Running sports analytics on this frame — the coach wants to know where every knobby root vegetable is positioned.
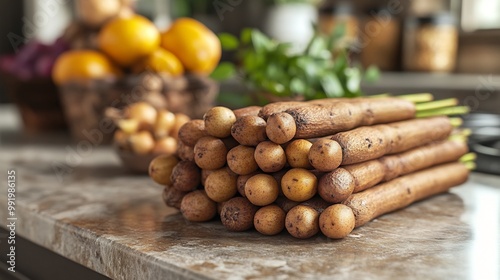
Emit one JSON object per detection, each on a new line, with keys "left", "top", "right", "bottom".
{"left": 345, "top": 140, "right": 468, "bottom": 193}
{"left": 193, "top": 136, "right": 228, "bottom": 170}
{"left": 266, "top": 112, "right": 297, "bottom": 144}
{"left": 308, "top": 138, "right": 342, "bottom": 172}
{"left": 149, "top": 155, "right": 179, "bottom": 185}
{"left": 178, "top": 119, "right": 208, "bottom": 146}
{"left": 220, "top": 197, "right": 258, "bottom": 231}
{"left": 234, "top": 106, "right": 262, "bottom": 119}
{"left": 254, "top": 205, "right": 286, "bottom": 235}
{"left": 203, "top": 106, "right": 237, "bottom": 138}
{"left": 245, "top": 174, "right": 279, "bottom": 206}
{"left": 264, "top": 97, "right": 415, "bottom": 140}
{"left": 331, "top": 116, "right": 453, "bottom": 165}
{"left": 180, "top": 190, "right": 217, "bottom": 222}
{"left": 162, "top": 185, "right": 188, "bottom": 209}
{"left": 171, "top": 160, "right": 201, "bottom": 192}
{"left": 227, "top": 145, "right": 258, "bottom": 175}
{"left": 343, "top": 162, "right": 469, "bottom": 227}
{"left": 231, "top": 115, "right": 268, "bottom": 146}
{"left": 318, "top": 140, "right": 467, "bottom": 203}
{"left": 281, "top": 168, "right": 318, "bottom": 202}
{"left": 285, "top": 205, "right": 320, "bottom": 239}
{"left": 254, "top": 141, "right": 287, "bottom": 173}
{"left": 319, "top": 204, "right": 355, "bottom": 239}
{"left": 285, "top": 139, "right": 313, "bottom": 169}
{"left": 204, "top": 167, "right": 238, "bottom": 203}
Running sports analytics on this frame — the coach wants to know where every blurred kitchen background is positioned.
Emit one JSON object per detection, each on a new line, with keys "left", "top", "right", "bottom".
{"left": 0, "top": 0, "right": 499, "bottom": 176}
{"left": 1, "top": 0, "right": 500, "bottom": 106}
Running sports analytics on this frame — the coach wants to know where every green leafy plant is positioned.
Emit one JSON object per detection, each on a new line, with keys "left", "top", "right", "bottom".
{"left": 213, "top": 26, "right": 379, "bottom": 100}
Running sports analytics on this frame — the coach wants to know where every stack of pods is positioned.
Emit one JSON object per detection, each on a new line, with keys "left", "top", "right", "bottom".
{"left": 149, "top": 96, "right": 472, "bottom": 239}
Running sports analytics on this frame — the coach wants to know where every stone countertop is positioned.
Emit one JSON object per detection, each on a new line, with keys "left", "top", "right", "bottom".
{"left": 1, "top": 106, "right": 500, "bottom": 280}
{"left": 0, "top": 144, "right": 499, "bottom": 280}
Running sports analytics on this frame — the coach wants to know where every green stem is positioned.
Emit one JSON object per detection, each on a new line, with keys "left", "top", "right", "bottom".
{"left": 455, "top": 128, "right": 471, "bottom": 137}
{"left": 397, "top": 93, "right": 434, "bottom": 103}
{"left": 448, "top": 135, "right": 467, "bottom": 142}
{"left": 416, "top": 106, "right": 470, "bottom": 118}
{"left": 449, "top": 117, "right": 463, "bottom": 127}
{"left": 463, "top": 161, "right": 476, "bottom": 171}
{"left": 460, "top": 153, "right": 477, "bottom": 163}
{"left": 415, "top": 98, "right": 458, "bottom": 111}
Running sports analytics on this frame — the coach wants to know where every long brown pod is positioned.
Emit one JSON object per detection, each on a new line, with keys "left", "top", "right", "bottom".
{"left": 344, "top": 140, "right": 468, "bottom": 193}
{"left": 259, "top": 97, "right": 401, "bottom": 120}
{"left": 331, "top": 116, "right": 453, "bottom": 165}
{"left": 318, "top": 140, "right": 468, "bottom": 203}
{"left": 233, "top": 106, "right": 262, "bottom": 118}
{"left": 265, "top": 98, "right": 416, "bottom": 140}
{"left": 343, "top": 162, "right": 469, "bottom": 228}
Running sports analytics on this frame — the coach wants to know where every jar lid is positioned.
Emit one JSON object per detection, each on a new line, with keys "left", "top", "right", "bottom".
{"left": 408, "top": 13, "right": 457, "bottom": 26}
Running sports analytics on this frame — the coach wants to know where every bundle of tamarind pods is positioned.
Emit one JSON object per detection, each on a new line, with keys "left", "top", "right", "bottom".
{"left": 149, "top": 94, "right": 474, "bottom": 239}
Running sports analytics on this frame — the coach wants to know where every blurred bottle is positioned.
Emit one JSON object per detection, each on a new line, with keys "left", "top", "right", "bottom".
{"left": 359, "top": 7, "right": 401, "bottom": 71}
{"left": 318, "top": 1, "right": 358, "bottom": 49}
{"left": 403, "top": 12, "right": 458, "bottom": 72}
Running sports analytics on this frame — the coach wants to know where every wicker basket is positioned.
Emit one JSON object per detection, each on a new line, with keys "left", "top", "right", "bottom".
{"left": 1, "top": 72, "right": 67, "bottom": 132}
{"left": 59, "top": 73, "right": 218, "bottom": 142}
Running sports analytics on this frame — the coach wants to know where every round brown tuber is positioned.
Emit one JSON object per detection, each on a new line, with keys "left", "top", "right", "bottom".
{"left": 245, "top": 174, "right": 280, "bottom": 206}
{"left": 204, "top": 167, "right": 238, "bottom": 203}
{"left": 281, "top": 168, "right": 317, "bottom": 202}
{"left": 266, "top": 112, "right": 297, "bottom": 144}
{"left": 285, "top": 139, "right": 313, "bottom": 169}
{"left": 162, "top": 185, "right": 187, "bottom": 209}
{"left": 171, "top": 160, "right": 201, "bottom": 192}
{"left": 254, "top": 141, "right": 287, "bottom": 173}
{"left": 194, "top": 136, "right": 228, "bottom": 170}
{"left": 178, "top": 119, "right": 208, "bottom": 147}
{"left": 318, "top": 168, "right": 355, "bottom": 203}
{"left": 285, "top": 205, "right": 320, "bottom": 239}
{"left": 254, "top": 205, "right": 286, "bottom": 235}
{"left": 204, "top": 106, "right": 237, "bottom": 138}
{"left": 227, "top": 145, "right": 258, "bottom": 175}
{"left": 220, "top": 197, "right": 258, "bottom": 231}
{"left": 149, "top": 154, "right": 179, "bottom": 185}
{"left": 180, "top": 190, "right": 217, "bottom": 222}
{"left": 308, "top": 138, "right": 343, "bottom": 172}
{"left": 231, "top": 115, "right": 267, "bottom": 146}
{"left": 319, "top": 204, "right": 355, "bottom": 239}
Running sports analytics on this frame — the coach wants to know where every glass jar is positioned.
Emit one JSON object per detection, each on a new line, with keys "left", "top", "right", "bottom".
{"left": 360, "top": 8, "right": 401, "bottom": 71}
{"left": 403, "top": 13, "right": 458, "bottom": 72}
{"left": 318, "top": 2, "right": 358, "bottom": 49}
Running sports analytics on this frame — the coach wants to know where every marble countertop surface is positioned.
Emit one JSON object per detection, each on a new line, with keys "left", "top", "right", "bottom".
{"left": 1, "top": 106, "right": 500, "bottom": 280}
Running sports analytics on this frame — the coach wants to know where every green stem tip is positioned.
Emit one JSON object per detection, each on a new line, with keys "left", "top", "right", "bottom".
{"left": 415, "top": 98, "right": 459, "bottom": 111}
{"left": 460, "top": 153, "right": 477, "bottom": 163}
{"left": 464, "top": 161, "right": 476, "bottom": 171}
{"left": 416, "top": 106, "right": 470, "bottom": 118}
{"left": 449, "top": 117, "right": 463, "bottom": 127}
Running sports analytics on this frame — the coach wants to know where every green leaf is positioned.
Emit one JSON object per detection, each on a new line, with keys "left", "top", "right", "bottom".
{"left": 363, "top": 65, "right": 380, "bottom": 82}
{"left": 306, "top": 36, "right": 327, "bottom": 57}
{"left": 332, "top": 51, "right": 348, "bottom": 73}
{"left": 240, "top": 28, "right": 253, "bottom": 45}
{"left": 320, "top": 73, "right": 344, "bottom": 98}
{"left": 345, "top": 68, "right": 361, "bottom": 93}
{"left": 251, "top": 30, "right": 273, "bottom": 53}
{"left": 290, "top": 78, "right": 306, "bottom": 94}
{"left": 210, "top": 62, "right": 236, "bottom": 81}
{"left": 327, "top": 22, "right": 347, "bottom": 49}
{"left": 218, "top": 33, "right": 239, "bottom": 51}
